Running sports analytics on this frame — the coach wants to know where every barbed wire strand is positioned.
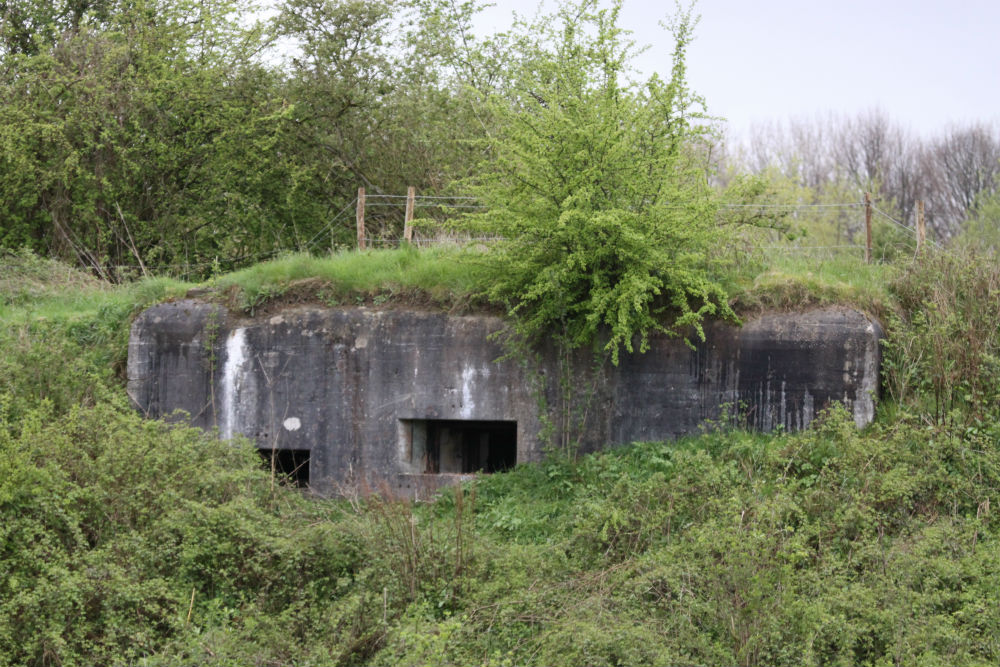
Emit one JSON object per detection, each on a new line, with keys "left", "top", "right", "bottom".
{"left": 871, "top": 206, "right": 916, "bottom": 236}
{"left": 367, "top": 195, "right": 865, "bottom": 209}
{"left": 364, "top": 203, "right": 486, "bottom": 209}
{"left": 91, "top": 196, "right": 961, "bottom": 280}
{"left": 304, "top": 199, "right": 358, "bottom": 251}
{"left": 719, "top": 202, "right": 863, "bottom": 209}
{"left": 365, "top": 194, "right": 479, "bottom": 200}
{"left": 872, "top": 206, "right": 943, "bottom": 249}
{"left": 762, "top": 245, "right": 865, "bottom": 250}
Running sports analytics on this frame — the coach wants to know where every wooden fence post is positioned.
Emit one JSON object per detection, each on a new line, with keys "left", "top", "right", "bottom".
{"left": 916, "top": 199, "right": 926, "bottom": 252}
{"left": 403, "top": 186, "right": 415, "bottom": 243}
{"left": 356, "top": 187, "right": 366, "bottom": 251}
{"left": 864, "top": 191, "right": 872, "bottom": 264}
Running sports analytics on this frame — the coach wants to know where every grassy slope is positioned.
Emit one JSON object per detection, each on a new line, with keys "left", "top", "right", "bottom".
{"left": 7, "top": 249, "right": 1000, "bottom": 666}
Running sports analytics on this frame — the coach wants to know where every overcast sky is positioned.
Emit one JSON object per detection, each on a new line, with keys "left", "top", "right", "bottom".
{"left": 474, "top": 0, "right": 1000, "bottom": 139}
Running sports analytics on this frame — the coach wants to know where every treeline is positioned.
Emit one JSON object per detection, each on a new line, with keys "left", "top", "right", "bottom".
{"left": 2, "top": 0, "right": 999, "bottom": 280}
{"left": 733, "top": 110, "right": 1000, "bottom": 242}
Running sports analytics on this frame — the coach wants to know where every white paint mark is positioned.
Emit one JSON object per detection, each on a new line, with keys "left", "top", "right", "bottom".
{"left": 354, "top": 335, "right": 368, "bottom": 349}
{"left": 221, "top": 328, "right": 248, "bottom": 440}
{"left": 283, "top": 417, "right": 301, "bottom": 431}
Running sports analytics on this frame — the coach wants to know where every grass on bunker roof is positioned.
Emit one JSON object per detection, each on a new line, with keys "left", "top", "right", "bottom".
{"left": 204, "top": 247, "right": 493, "bottom": 314}
{"left": 0, "top": 242, "right": 897, "bottom": 325}
{"left": 206, "top": 245, "right": 896, "bottom": 320}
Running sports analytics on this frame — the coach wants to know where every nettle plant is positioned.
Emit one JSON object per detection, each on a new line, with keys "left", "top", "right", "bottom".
{"left": 465, "top": 0, "right": 766, "bottom": 364}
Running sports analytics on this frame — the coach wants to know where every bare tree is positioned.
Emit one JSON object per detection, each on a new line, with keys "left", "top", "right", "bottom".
{"left": 744, "top": 115, "right": 836, "bottom": 194}
{"left": 734, "top": 111, "right": 1000, "bottom": 243}
{"left": 829, "top": 109, "right": 926, "bottom": 224}
{"left": 923, "top": 123, "right": 1000, "bottom": 237}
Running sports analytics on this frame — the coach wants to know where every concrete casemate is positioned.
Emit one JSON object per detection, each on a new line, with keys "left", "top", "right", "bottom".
{"left": 127, "top": 301, "right": 882, "bottom": 497}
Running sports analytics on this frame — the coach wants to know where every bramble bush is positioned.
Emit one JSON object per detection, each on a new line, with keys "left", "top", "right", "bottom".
{"left": 368, "top": 407, "right": 1000, "bottom": 666}
{"left": 0, "top": 400, "right": 370, "bottom": 665}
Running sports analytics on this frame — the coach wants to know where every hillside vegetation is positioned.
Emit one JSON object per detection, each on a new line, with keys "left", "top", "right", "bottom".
{"left": 4, "top": 245, "right": 1000, "bottom": 665}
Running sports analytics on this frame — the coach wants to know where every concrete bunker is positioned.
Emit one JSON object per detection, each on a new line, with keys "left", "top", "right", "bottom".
{"left": 127, "top": 302, "right": 883, "bottom": 497}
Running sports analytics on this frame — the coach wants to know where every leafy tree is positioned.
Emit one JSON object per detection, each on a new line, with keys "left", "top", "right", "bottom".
{"left": 0, "top": 0, "right": 117, "bottom": 55}
{"left": 271, "top": 0, "right": 496, "bottom": 244}
{"left": 0, "top": 0, "right": 313, "bottom": 278}
{"left": 466, "top": 0, "right": 763, "bottom": 363}
{"left": 961, "top": 178, "right": 1000, "bottom": 253}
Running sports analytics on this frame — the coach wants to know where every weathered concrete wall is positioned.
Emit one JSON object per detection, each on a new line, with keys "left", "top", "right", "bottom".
{"left": 127, "top": 302, "right": 882, "bottom": 496}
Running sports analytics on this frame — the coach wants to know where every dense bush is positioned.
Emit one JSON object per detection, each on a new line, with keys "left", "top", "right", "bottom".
{"left": 358, "top": 408, "right": 1000, "bottom": 666}
{"left": 885, "top": 247, "right": 1000, "bottom": 429}
{"left": 0, "top": 400, "right": 369, "bottom": 665}
{"left": 466, "top": 1, "right": 771, "bottom": 363}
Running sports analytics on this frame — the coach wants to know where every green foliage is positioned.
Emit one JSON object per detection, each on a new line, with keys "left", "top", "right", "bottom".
{"left": 0, "top": 0, "right": 518, "bottom": 279}
{"left": 0, "top": 0, "right": 320, "bottom": 278}
{"left": 729, "top": 250, "right": 895, "bottom": 317}
{"left": 465, "top": 1, "right": 765, "bottom": 362}
{"left": 959, "top": 178, "right": 1000, "bottom": 253}
{"left": 0, "top": 400, "right": 363, "bottom": 666}
{"left": 0, "top": 251, "right": 188, "bottom": 426}
{"left": 0, "top": 247, "right": 107, "bottom": 306}
{"left": 270, "top": 0, "right": 495, "bottom": 245}
{"left": 885, "top": 247, "right": 1000, "bottom": 428}
{"left": 458, "top": 409, "right": 1000, "bottom": 666}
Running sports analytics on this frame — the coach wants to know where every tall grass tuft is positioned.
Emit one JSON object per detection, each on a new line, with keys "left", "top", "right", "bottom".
{"left": 727, "top": 249, "right": 897, "bottom": 318}
{"left": 209, "top": 247, "right": 490, "bottom": 311}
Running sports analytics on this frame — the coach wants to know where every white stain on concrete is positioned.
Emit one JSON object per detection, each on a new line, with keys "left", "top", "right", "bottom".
{"left": 460, "top": 365, "right": 477, "bottom": 418}
{"left": 283, "top": 417, "right": 301, "bottom": 431}
{"left": 802, "top": 390, "right": 815, "bottom": 431}
{"left": 854, "top": 329, "right": 879, "bottom": 428}
{"left": 221, "top": 328, "right": 249, "bottom": 440}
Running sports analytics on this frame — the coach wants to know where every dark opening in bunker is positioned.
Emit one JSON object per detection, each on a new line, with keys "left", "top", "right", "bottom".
{"left": 401, "top": 420, "right": 516, "bottom": 474}
{"left": 258, "top": 448, "right": 310, "bottom": 487}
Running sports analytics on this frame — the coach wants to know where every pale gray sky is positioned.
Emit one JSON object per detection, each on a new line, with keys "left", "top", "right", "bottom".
{"left": 475, "top": 0, "right": 1000, "bottom": 138}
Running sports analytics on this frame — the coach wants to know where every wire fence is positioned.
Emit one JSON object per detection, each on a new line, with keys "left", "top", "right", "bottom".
{"left": 101, "top": 190, "right": 942, "bottom": 282}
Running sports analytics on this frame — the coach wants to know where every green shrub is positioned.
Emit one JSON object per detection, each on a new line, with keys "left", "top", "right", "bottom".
{"left": 886, "top": 248, "right": 1000, "bottom": 428}
{"left": 0, "top": 402, "right": 363, "bottom": 666}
